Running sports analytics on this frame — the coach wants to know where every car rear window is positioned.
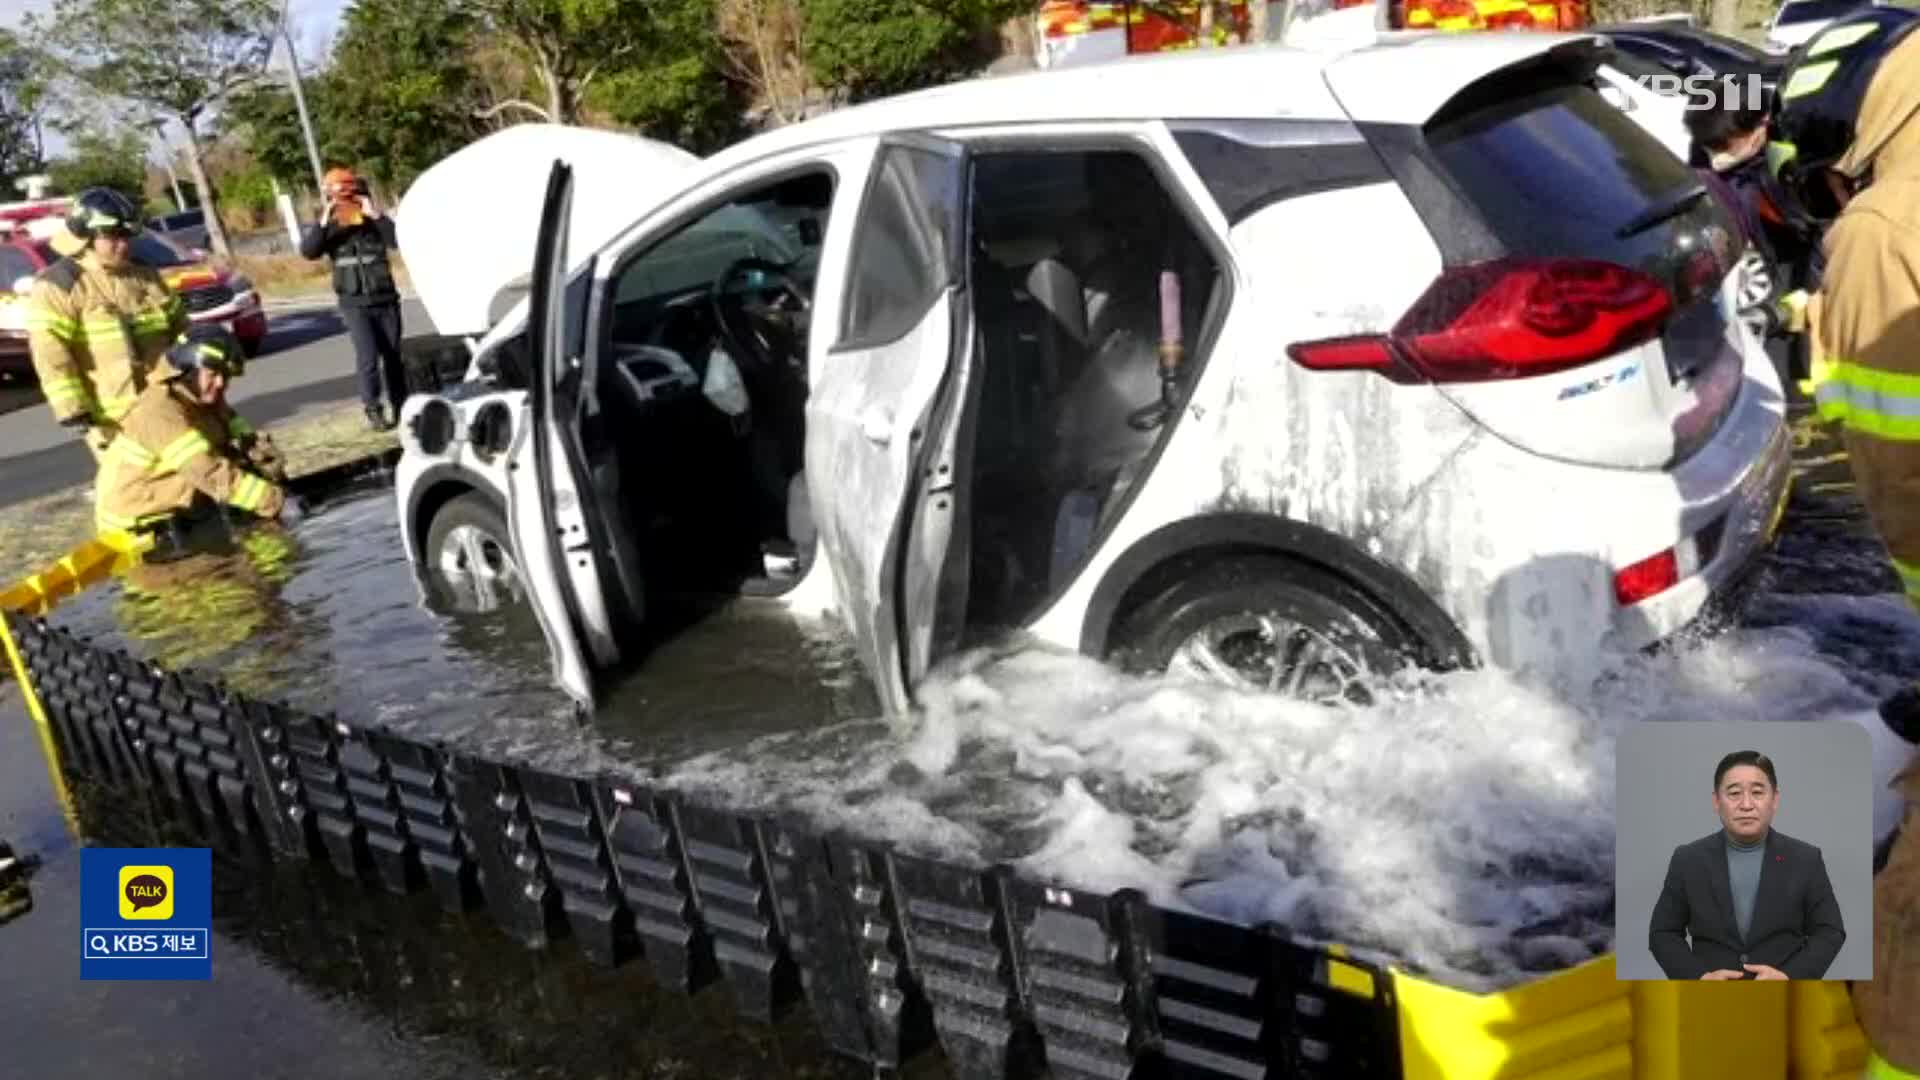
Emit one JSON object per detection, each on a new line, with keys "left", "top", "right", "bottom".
{"left": 1425, "top": 78, "right": 1737, "bottom": 294}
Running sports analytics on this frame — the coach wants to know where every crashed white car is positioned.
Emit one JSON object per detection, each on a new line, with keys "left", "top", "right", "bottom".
{"left": 393, "top": 32, "right": 1791, "bottom": 718}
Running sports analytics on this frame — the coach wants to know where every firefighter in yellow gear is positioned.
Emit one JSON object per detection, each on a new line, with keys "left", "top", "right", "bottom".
{"left": 27, "top": 187, "right": 190, "bottom": 459}
{"left": 1771, "top": 10, "right": 1920, "bottom": 1076}
{"left": 94, "top": 324, "right": 287, "bottom": 540}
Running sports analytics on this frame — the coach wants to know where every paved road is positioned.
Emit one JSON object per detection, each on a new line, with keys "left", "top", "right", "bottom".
{"left": 0, "top": 298, "right": 432, "bottom": 509}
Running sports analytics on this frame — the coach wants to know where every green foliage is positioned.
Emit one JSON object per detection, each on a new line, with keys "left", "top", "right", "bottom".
{"left": 46, "top": 127, "right": 146, "bottom": 199}
{"left": 223, "top": 82, "right": 342, "bottom": 188}
{"left": 800, "top": 0, "right": 1026, "bottom": 100}
{"left": 218, "top": 164, "right": 276, "bottom": 215}
{"left": 471, "top": 0, "right": 713, "bottom": 122}
{"left": 0, "top": 31, "right": 46, "bottom": 190}
{"left": 29, "top": 0, "right": 277, "bottom": 124}
{"left": 585, "top": 0, "right": 744, "bottom": 153}
{"left": 326, "top": 0, "right": 485, "bottom": 191}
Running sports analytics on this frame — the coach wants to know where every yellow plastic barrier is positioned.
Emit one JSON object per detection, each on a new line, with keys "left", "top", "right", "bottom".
{"left": 1, "top": 529, "right": 153, "bottom": 835}
{"left": 1390, "top": 952, "right": 1875, "bottom": 1079}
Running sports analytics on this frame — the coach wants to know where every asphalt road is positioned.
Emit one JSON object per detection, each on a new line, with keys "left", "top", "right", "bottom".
{"left": 0, "top": 297, "right": 431, "bottom": 509}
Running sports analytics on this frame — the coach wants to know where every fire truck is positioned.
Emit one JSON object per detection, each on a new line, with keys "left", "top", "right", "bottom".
{"left": 1033, "top": 0, "right": 1589, "bottom": 67}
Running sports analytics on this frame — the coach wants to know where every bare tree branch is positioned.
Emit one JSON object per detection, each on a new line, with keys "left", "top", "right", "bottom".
{"left": 474, "top": 97, "right": 552, "bottom": 122}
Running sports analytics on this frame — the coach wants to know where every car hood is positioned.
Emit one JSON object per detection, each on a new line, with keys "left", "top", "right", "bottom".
{"left": 398, "top": 123, "right": 701, "bottom": 338}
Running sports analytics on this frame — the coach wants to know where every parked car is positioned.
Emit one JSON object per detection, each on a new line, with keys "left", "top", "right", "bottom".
{"left": 394, "top": 33, "right": 1791, "bottom": 719}
{"left": 0, "top": 227, "right": 269, "bottom": 384}
{"left": 147, "top": 206, "right": 211, "bottom": 253}
{"left": 1767, "top": 0, "right": 1877, "bottom": 52}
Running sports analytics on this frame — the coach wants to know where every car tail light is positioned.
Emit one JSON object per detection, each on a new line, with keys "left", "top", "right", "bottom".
{"left": 1287, "top": 258, "right": 1672, "bottom": 385}
{"left": 1614, "top": 547, "right": 1679, "bottom": 606}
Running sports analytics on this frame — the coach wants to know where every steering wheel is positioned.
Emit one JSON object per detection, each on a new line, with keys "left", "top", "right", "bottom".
{"left": 709, "top": 256, "right": 811, "bottom": 374}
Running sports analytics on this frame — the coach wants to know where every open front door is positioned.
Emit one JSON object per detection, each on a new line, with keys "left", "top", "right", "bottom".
{"left": 504, "top": 161, "right": 632, "bottom": 714}
{"left": 807, "top": 135, "right": 973, "bottom": 716}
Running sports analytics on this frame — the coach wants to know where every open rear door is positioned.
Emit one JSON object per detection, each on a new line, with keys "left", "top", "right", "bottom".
{"left": 504, "top": 161, "right": 635, "bottom": 714}
{"left": 807, "top": 135, "right": 973, "bottom": 717}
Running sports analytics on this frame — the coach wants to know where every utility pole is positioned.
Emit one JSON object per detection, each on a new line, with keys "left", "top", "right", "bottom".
{"left": 279, "top": 0, "right": 327, "bottom": 198}
{"left": 147, "top": 123, "right": 188, "bottom": 211}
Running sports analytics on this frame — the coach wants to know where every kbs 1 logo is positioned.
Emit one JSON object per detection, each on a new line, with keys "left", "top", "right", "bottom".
{"left": 81, "top": 848, "right": 211, "bottom": 980}
{"left": 1631, "top": 72, "right": 1770, "bottom": 112}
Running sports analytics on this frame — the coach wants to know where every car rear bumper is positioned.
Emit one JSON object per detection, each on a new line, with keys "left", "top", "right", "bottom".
{"left": 188, "top": 292, "right": 267, "bottom": 342}
{"left": 1405, "top": 341, "right": 1790, "bottom": 680}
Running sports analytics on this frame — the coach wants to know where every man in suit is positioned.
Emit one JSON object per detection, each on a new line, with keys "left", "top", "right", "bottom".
{"left": 1648, "top": 751, "right": 1846, "bottom": 980}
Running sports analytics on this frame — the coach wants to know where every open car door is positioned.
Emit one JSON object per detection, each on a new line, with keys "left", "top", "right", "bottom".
{"left": 504, "top": 161, "right": 645, "bottom": 714}
{"left": 807, "top": 135, "right": 974, "bottom": 717}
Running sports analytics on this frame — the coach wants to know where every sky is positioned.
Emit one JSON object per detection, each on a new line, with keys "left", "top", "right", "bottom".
{"left": 0, "top": 0, "right": 351, "bottom": 169}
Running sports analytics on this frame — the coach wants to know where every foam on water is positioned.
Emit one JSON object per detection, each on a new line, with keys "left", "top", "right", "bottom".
{"left": 659, "top": 591, "right": 1920, "bottom": 993}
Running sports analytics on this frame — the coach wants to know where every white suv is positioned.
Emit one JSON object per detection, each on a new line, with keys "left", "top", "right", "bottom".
{"left": 393, "top": 32, "right": 1791, "bottom": 717}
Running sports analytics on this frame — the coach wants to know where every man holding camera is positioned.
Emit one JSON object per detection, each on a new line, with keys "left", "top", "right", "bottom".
{"left": 300, "top": 166, "right": 405, "bottom": 431}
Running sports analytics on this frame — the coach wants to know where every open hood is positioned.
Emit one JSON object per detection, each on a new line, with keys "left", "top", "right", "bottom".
{"left": 397, "top": 123, "right": 700, "bottom": 337}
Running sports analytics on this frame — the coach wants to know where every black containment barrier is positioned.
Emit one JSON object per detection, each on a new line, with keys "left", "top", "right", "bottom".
{"left": 4, "top": 607, "right": 1407, "bottom": 1080}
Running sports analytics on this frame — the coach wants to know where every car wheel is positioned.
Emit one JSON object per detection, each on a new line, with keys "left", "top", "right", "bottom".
{"left": 1107, "top": 556, "right": 1418, "bottom": 706}
{"left": 423, "top": 493, "right": 525, "bottom": 614}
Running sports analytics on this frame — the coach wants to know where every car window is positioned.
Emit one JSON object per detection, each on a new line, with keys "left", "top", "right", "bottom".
{"left": 1606, "top": 48, "right": 1686, "bottom": 85}
{"left": 131, "top": 234, "right": 191, "bottom": 268}
{"left": 1778, "top": 0, "right": 1867, "bottom": 23}
{"left": 0, "top": 245, "right": 37, "bottom": 286}
{"left": 1427, "top": 79, "right": 1738, "bottom": 298}
{"left": 838, "top": 145, "right": 963, "bottom": 348}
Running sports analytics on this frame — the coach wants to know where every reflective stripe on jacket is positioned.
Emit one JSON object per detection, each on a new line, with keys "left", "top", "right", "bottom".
{"left": 27, "top": 254, "right": 188, "bottom": 425}
{"left": 94, "top": 382, "right": 286, "bottom": 532}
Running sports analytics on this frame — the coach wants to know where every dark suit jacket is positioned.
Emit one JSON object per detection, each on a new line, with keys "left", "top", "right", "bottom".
{"left": 1648, "top": 828, "right": 1845, "bottom": 979}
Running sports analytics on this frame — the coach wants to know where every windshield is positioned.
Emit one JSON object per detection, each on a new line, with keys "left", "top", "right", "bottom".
{"left": 1605, "top": 49, "right": 1687, "bottom": 86}
{"left": 131, "top": 233, "right": 191, "bottom": 268}
{"left": 613, "top": 203, "right": 806, "bottom": 306}
{"left": 1778, "top": 0, "right": 1869, "bottom": 24}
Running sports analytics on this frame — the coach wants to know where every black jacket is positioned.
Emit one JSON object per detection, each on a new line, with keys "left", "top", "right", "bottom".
{"left": 1648, "top": 828, "right": 1845, "bottom": 980}
{"left": 299, "top": 215, "right": 400, "bottom": 308}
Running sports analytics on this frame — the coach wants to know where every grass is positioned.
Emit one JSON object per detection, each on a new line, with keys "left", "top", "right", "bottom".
{"left": 0, "top": 401, "right": 398, "bottom": 594}
{"left": 225, "top": 252, "right": 413, "bottom": 302}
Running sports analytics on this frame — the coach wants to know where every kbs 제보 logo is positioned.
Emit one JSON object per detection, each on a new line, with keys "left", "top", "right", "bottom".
{"left": 81, "top": 848, "right": 211, "bottom": 980}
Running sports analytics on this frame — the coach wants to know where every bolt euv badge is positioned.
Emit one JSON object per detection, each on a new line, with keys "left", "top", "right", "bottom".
{"left": 81, "top": 848, "right": 211, "bottom": 980}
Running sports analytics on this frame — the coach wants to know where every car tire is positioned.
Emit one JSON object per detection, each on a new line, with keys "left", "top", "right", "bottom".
{"left": 1107, "top": 556, "right": 1419, "bottom": 705}
{"left": 422, "top": 493, "right": 526, "bottom": 614}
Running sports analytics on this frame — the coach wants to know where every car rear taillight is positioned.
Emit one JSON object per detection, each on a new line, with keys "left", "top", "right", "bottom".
{"left": 1288, "top": 258, "right": 1672, "bottom": 385}
{"left": 1614, "top": 547, "right": 1680, "bottom": 607}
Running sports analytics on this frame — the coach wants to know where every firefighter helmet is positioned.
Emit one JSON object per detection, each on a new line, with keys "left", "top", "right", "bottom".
{"left": 63, "top": 187, "right": 144, "bottom": 241}
{"left": 1770, "top": 6, "right": 1920, "bottom": 224}
{"left": 165, "top": 324, "right": 246, "bottom": 380}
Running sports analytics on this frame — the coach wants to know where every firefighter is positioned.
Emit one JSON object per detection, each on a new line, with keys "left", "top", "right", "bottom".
{"left": 94, "top": 323, "right": 287, "bottom": 543}
{"left": 1771, "top": 9, "right": 1920, "bottom": 1075}
{"left": 299, "top": 165, "right": 405, "bottom": 432}
{"left": 26, "top": 187, "right": 190, "bottom": 459}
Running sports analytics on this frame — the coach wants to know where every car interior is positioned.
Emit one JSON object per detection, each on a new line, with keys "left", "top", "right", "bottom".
{"left": 587, "top": 170, "right": 834, "bottom": 613}
{"left": 555, "top": 148, "right": 1222, "bottom": 657}
{"left": 959, "top": 148, "right": 1223, "bottom": 641}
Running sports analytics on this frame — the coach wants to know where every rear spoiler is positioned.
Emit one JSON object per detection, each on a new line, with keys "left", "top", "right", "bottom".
{"left": 1323, "top": 32, "right": 1612, "bottom": 126}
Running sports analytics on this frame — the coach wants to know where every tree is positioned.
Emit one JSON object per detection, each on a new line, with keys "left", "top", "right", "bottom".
{"left": 0, "top": 32, "right": 48, "bottom": 192}
{"left": 715, "top": 0, "right": 814, "bottom": 126}
{"left": 324, "top": 0, "right": 486, "bottom": 192}
{"left": 45, "top": 127, "right": 147, "bottom": 203}
{"left": 800, "top": 0, "right": 1028, "bottom": 101}
{"left": 468, "top": 0, "right": 697, "bottom": 125}
{"left": 29, "top": 0, "right": 279, "bottom": 257}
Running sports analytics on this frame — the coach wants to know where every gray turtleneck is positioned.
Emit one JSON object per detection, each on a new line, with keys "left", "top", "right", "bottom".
{"left": 1726, "top": 831, "right": 1766, "bottom": 941}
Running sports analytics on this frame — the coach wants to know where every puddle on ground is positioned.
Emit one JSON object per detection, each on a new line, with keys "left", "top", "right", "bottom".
{"left": 14, "top": 406, "right": 1920, "bottom": 997}
{"left": 0, "top": 692, "right": 937, "bottom": 1079}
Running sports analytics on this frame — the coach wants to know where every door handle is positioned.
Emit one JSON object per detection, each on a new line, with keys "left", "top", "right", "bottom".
{"left": 860, "top": 406, "right": 892, "bottom": 446}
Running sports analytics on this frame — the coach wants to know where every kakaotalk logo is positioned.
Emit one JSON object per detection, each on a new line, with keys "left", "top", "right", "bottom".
{"left": 118, "top": 865, "right": 174, "bottom": 920}
{"left": 1633, "top": 72, "right": 1771, "bottom": 111}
